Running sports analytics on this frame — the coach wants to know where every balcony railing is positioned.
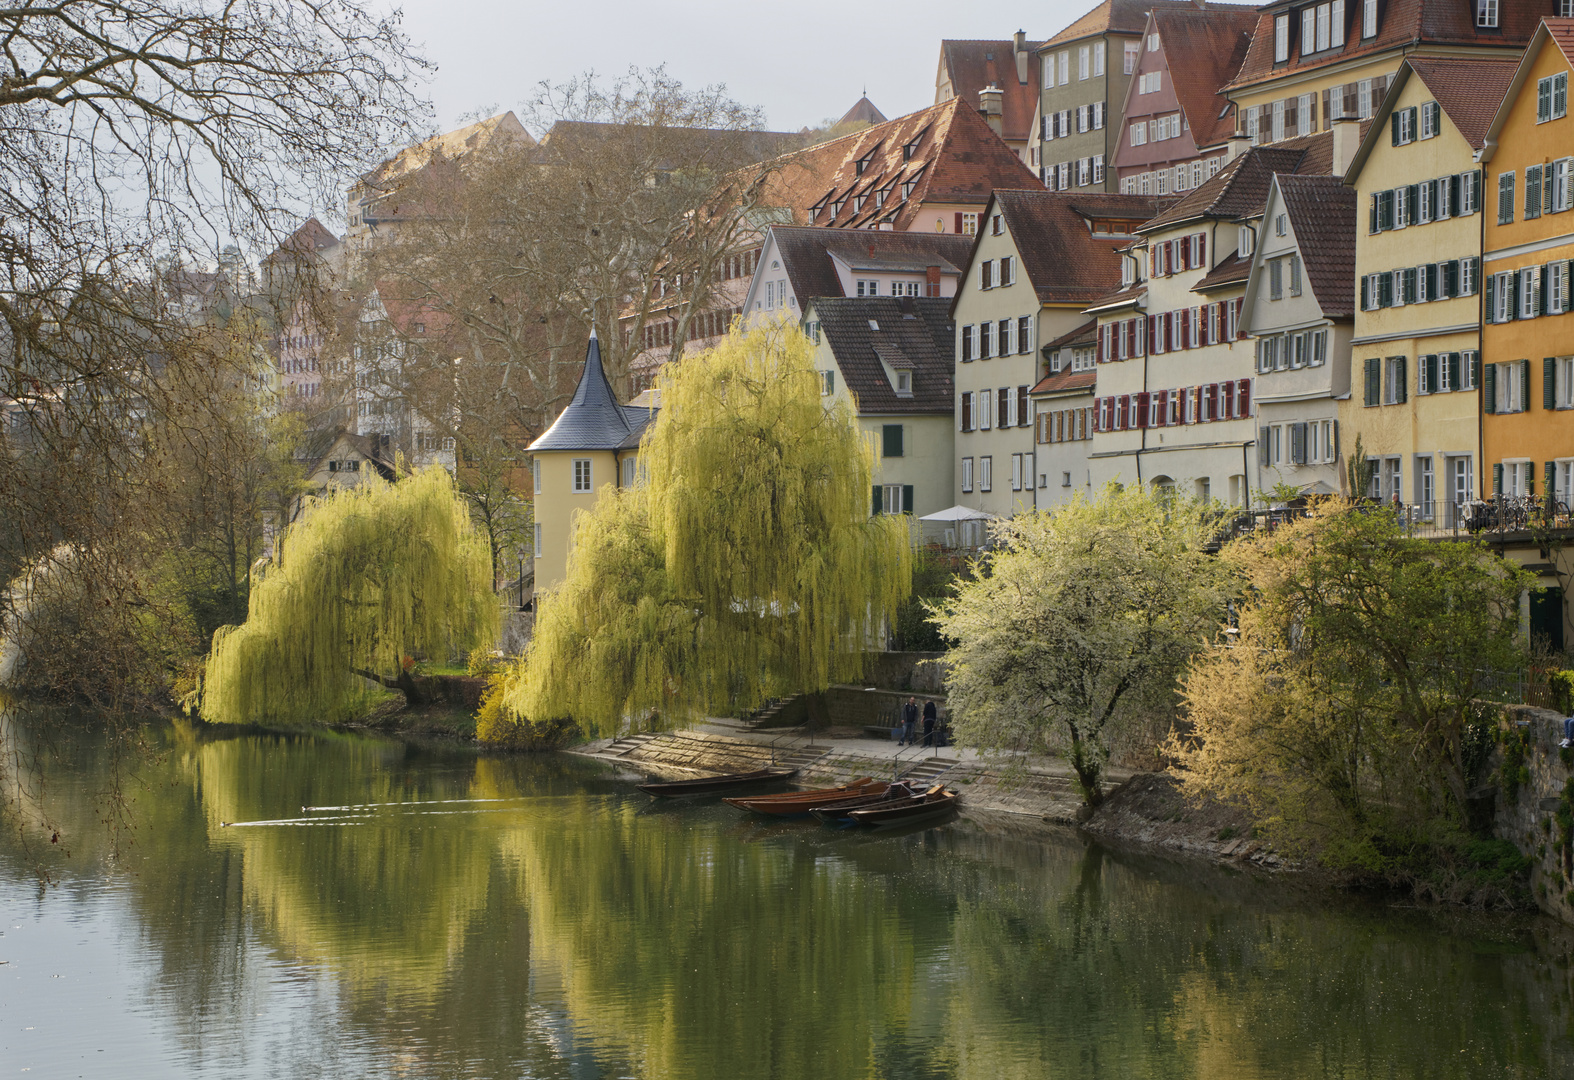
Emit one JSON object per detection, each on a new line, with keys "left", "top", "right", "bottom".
{"left": 1212, "top": 496, "right": 1574, "bottom": 547}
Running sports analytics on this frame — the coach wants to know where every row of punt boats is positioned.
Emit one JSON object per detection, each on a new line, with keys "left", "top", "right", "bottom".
{"left": 635, "top": 771, "right": 959, "bottom": 826}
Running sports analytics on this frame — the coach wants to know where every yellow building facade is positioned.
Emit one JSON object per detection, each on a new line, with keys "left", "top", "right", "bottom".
{"left": 1342, "top": 58, "right": 1515, "bottom": 516}
{"left": 1480, "top": 20, "right": 1574, "bottom": 504}
{"left": 527, "top": 333, "right": 655, "bottom": 594}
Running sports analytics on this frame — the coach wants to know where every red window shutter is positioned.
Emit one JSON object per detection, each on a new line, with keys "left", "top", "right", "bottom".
{"left": 1238, "top": 378, "right": 1252, "bottom": 417}
{"left": 1180, "top": 308, "right": 1190, "bottom": 349}
{"left": 1197, "top": 232, "right": 1207, "bottom": 266}
{"left": 1155, "top": 389, "right": 1169, "bottom": 426}
{"left": 1150, "top": 248, "right": 1158, "bottom": 277}
{"left": 1115, "top": 395, "right": 1128, "bottom": 430}
{"left": 1135, "top": 392, "right": 1148, "bottom": 427}
{"left": 955, "top": 212, "right": 963, "bottom": 233}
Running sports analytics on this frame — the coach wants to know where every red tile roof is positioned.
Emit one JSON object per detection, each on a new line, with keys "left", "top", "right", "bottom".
{"left": 1141, "top": 128, "right": 1339, "bottom": 232}
{"left": 1030, "top": 367, "right": 1097, "bottom": 395}
{"left": 1192, "top": 250, "right": 1252, "bottom": 292}
{"left": 1226, "top": 0, "right": 1541, "bottom": 94}
{"left": 1041, "top": 318, "right": 1099, "bottom": 352}
{"left": 1407, "top": 57, "right": 1518, "bottom": 149}
{"left": 1274, "top": 175, "right": 1357, "bottom": 317}
{"left": 760, "top": 98, "right": 1043, "bottom": 230}
{"left": 812, "top": 297, "right": 955, "bottom": 415}
{"left": 939, "top": 39, "right": 1042, "bottom": 146}
{"left": 1149, "top": 5, "right": 1260, "bottom": 149}
{"left": 838, "top": 96, "right": 888, "bottom": 126}
{"left": 994, "top": 190, "right": 1178, "bottom": 305}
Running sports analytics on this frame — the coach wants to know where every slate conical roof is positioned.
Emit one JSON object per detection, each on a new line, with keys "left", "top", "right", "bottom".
{"left": 528, "top": 330, "right": 634, "bottom": 452}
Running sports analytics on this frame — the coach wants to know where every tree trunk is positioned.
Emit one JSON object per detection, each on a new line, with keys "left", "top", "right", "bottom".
{"left": 1067, "top": 723, "right": 1104, "bottom": 807}
{"left": 351, "top": 666, "right": 425, "bottom": 707}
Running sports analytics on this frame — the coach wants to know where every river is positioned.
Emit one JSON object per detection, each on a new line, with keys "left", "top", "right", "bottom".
{"left": 1, "top": 715, "right": 1570, "bottom": 1078}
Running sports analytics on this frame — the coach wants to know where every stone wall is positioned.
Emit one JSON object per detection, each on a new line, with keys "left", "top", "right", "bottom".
{"left": 861, "top": 651, "right": 948, "bottom": 694}
{"left": 1493, "top": 704, "right": 1574, "bottom": 924}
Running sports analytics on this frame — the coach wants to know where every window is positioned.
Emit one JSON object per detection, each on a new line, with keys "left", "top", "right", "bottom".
{"left": 960, "top": 212, "right": 978, "bottom": 235}
{"left": 878, "top": 484, "right": 909, "bottom": 515}
{"left": 1556, "top": 356, "right": 1574, "bottom": 409}
{"left": 572, "top": 458, "right": 592, "bottom": 492}
{"left": 1270, "top": 259, "right": 1283, "bottom": 300}
{"left": 1043, "top": 57, "right": 1055, "bottom": 89}
{"left": 1538, "top": 73, "right": 1569, "bottom": 123}
{"left": 1364, "top": 0, "right": 1379, "bottom": 36}
{"left": 1130, "top": 122, "right": 1147, "bottom": 147}
{"left": 962, "top": 457, "right": 973, "bottom": 492}
{"left": 979, "top": 320, "right": 994, "bottom": 359}
{"left": 1420, "top": 100, "right": 1439, "bottom": 139}
{"left": 999, "top": 319, "right": 1015, "bottom": 356}
{"left": 1275, "top": 14, "right": 1290, "bottom": 62}
{"left": 979, "top": 456, "right": 993, "bottom": 492}
{"left": 855, "top": 279, "right": 879, "bottom": 297}
{"left": 1519, "top": 265, "right": 1542, "bottom": 320}
{"left": 979, "top": 260, "right": 994, "bottom": 290}
{"left": 1079, "top": 46, "right": 1089, "bottom": 80}
{"left": 1302, "top": 7, "right": 1315, "bottom": 55}
{"left": 1498, "top": 171, "right": 1515, "bottom": 224}
{"left": 1139, "top": 71, "right": 1161, "bottom": 94}
{"left": 532, "top": 457, "right": 542, "bottom": 495}
{"left": 895, "top": 370, "right": 912, "bottom": 395}
{"left": 1383, "top": 356, "right": 1407, "bottom": 405}
{"left": 1290, "top": 254, "right": 1303, "bottom": 296}
{"left": 1488, "top": 359, "right": 1527, "bottom": 414}
{"left": 881, "top": 424, "right": 905, "bottom": 459}
{"left": 821, "top": 369, "right": 836, "bottom": 396}
{"left": 1093, "top": 155, "right": 1105, "bottom": 184}
{"left": 1018, "top": 315, "right": 1033, "bottom": 354}
{"left": 1238, "top": 224, "right": 1254, "bottom": 256}
{"left": 1095, "top": 41, "right": 1106, "bottom": 76}
{"left": 1476, "top": 0, "right": 1498, "bottom": 29}
{"left": 1392, "top": 106, "right": 1416, "bottom": 145}
{"left": 533, "top": 523, "right": 542, "bottom": 559}
{"left": 960, "top": 325, "right": 974, "bottom": 362}
{"left": 1527, "top": 164, "right": 1544, "bottom": 220}
{"left": 1148, "top": 32, "right": 1159, "bottom": 51}
{"left": 1058, "top": 51, "right": 1069, "bottom": 84}
{"left": 1124, "top": 42, "right": 1140, "bottom": 74}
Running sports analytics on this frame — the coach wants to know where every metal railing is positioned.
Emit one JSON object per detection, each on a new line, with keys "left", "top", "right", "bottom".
{"left": 1212, "top": 496, "right": 1574, "bottom": 547}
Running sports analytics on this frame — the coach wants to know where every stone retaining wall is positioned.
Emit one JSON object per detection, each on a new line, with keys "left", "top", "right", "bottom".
{"left": 1494, "top": 704, "right": 1574, "bottom": 923}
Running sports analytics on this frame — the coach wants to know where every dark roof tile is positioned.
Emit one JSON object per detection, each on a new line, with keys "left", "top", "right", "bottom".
{"left": 994, "top": 190, "right": 1177, "bottom": 304}
{"left": 1149, "top": 6, "right": 1260, "bottom": 148}
{"left": 1275, "top": 175, "right": 1357, "bottom": 317}
{"left": 1407, "top": 57, "right": 1518, "bottom": 149}
{"left": 813, "top": 297, "right": 955, "bottom": 415}
{"left": 769, "top": 226, "right": 975, "bottom": 305}
{"left": 529, "top": 334, "right": 633, "bottom": 452}
{"left": 939, "top": 39, "right": 1042, "bottom": 145}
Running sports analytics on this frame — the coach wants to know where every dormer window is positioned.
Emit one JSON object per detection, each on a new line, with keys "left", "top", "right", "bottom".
{"left": 868, "top": 319, "right": 880, "bottom": 331}
{"left": 855, "top": 151, "right": 875, "bottom": 175}
{"left": 414, "top": 322, "right": 426, "bottom": 334}
{"left": 895, "top": 370, "right": 912, "bottom": 395}
{"left": 1239, "top": 224, "right": 1255, "bottom": 256}
{"left": 1365, "top": 0, "right": 1380, "bottom": 36}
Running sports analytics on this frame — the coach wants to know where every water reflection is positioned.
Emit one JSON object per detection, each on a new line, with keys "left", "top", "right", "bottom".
{"left": 2, "top": 711, "right": 1571, "bottom": 1078}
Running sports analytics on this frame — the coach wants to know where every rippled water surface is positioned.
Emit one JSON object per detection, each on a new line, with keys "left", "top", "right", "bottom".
{"left": 2, "top": 716, "right": 1572, "bottom": 1078}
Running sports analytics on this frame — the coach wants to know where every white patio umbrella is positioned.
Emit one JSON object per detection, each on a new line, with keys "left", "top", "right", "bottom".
{"left": 917, "top": 505, "right": 999, "bottom": 522}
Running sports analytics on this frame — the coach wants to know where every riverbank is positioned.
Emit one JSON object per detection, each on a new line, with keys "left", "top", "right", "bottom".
{"left": 567, "top": 722, "right": 1284, "bottom": 871}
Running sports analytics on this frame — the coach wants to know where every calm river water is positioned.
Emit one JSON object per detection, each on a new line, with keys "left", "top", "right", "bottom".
{"left": 2, "top": 715, "right": 1572, "bottom": 1078}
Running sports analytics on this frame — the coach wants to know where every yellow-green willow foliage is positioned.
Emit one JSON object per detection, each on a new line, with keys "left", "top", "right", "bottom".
{"left": 498, "top": 321, "right": 911, "bottom": 737}
{"left": 201, "top": 467, "right": 497, "bottom": 726}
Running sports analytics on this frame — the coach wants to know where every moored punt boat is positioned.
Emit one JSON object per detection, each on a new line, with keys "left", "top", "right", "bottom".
{"left": 846, "top": 786, "right": 959, "bottom": 826}
{"left": 636, "top": 767, "right": 797, "bottom": 798}
{"left": 808, "top": 783, "right": 918, "bottom": 823}
{"left": 724, "top": 777, "right": 883, "bottom": 816}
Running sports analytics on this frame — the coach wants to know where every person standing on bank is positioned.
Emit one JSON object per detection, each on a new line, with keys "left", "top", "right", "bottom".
{"left": 900, "top": 697, "right": 918, "bottom": 746}
{"left": 922, "top": 699, "right": 937, "bottom": 747}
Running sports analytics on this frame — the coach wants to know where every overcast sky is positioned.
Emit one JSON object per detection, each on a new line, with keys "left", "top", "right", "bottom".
{"left": 395, "top": 0, "right": 1098, "bottom": 135}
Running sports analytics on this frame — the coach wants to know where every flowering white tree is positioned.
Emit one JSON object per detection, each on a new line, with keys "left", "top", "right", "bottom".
{"left": 930, "top": 485, "right": 1233, "bottom": 805}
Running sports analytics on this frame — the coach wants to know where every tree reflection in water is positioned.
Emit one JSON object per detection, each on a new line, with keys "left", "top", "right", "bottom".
{"left": 2, "top": 711, "right": 1571, "bottom": 1079}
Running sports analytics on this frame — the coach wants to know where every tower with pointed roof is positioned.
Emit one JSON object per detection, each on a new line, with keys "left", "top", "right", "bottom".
{"left": 528, "top": 330, "right": 658, "bottom": 591}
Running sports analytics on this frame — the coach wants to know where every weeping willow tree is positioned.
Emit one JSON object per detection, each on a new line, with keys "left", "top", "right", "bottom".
{"left": 201, "top": 466, "right": 497, "bottom": 726}
{"left": 491, "top": 321, "right": 911, "bottom": 740}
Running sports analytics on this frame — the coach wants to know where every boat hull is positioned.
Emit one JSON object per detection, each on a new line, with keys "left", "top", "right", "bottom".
{"left": 724, "top": 777, "right": 882, "bottom": 815}
{"left": 636, "top": 768, "right": 797, "bottom": 797}
{"left": 847, "top": 788, "right": 959, "bottom": 825}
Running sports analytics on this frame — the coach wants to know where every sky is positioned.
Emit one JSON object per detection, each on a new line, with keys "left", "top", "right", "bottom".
{"left": 392, "top": 0, "right": 1099, "bottom": 136}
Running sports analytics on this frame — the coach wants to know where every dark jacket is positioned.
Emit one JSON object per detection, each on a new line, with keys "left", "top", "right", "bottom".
{"left": 922, "top": 700, "right": 937, "bottom": 723}
{"left": 903, "top": 701, "right": 919, "bottom": 725}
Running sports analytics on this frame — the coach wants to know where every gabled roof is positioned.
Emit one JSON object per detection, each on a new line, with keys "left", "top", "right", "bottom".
{"left": 811, "top": 297, "right": 954, "bottom": 415}
{"left": 1030, "top": 367, "right": 1098, "bottom": 395}
{"left": 1274, "top": 175, "right": 1357, "bottom": 317}
{"left": 768, "top": 226, "right": 974, "bottom": 304}
{"left": 529, "top": 333, "right": 638, "bottom": 452}
{"left": 1042, "top": 0, "right": 1202, "bottom": 48}
{"left": 992, "top": 190, "right": 1178, "bottom": 305}
{"left": 360, "top": 113, "right": 535, "bottom": 190}
{"left": 1193, "top": 251, "right": 1252, "bottom": 293}
{"left": 1147, "top": 5, "right": 1259, "bottom": 149}
{"left": 265, "top": 218, "right": 341, "bottom": 265}
{"left": 1344, "top": 57, "right": 1514, "bottom": 180}
{"left": 1227, "top": 0, "right": 1541, "bottom": 94}
{"left": 938, "top": 39, "right": 1042, "bottom": 144}
{"left": 759, "top": 98, "right": 1042, "bottom": 230}
{"left": 1141, "top": 129, "right": 1338, "bottom": 233}
{"left": 1041, "top": 318, "right": 1098, "bottom": 353}
{"left": 297, "top": 427, "right": 397, "bottom": 481}
{"left": 1482, "top": 18, "right": 1574, "bottom": 162}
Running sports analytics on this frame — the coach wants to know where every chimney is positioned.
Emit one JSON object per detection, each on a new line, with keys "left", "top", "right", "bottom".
{"left": 1227, "top": 132, "right": 1251, "bottom": 162}
{"left": 1331, "top": 115, "right": 1361, "bottom": 180}
{"left": 926, "top": 265, "right": 942, "bottom": 297}
{"left": 1014, "top": 31, "right": 1029, "bottom": 84}
{"left": 979, "top": 85, "right": 1004, "bottom": 137}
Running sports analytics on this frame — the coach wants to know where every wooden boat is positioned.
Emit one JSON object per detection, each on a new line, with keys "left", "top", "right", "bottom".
{"left": 846, "top": 786, "right": 959, "bottom": 826}
{"left": 724, "top": 777, "right": 883, "bottom": 815}
{"left": 808, "top": 782, "right": 919, "bottom": 823}
{"left": 636, "top": 767, "right": 797, "bottom": 798}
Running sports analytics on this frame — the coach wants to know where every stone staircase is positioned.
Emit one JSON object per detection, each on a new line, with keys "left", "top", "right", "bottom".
{"left": 588, "top": 730, "right": 826, "bottom": 777}
{"left": 740, "top": 694, "right": 805, "bottom": 730}
{"left": 898, "top": 755, "right": 961, "bottom": 786}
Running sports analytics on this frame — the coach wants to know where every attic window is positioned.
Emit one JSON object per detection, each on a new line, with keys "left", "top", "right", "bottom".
{"left": 415, "top": 322, "right": 426, "bottom": 334}
{"left": 895, "top": 370, "right": 913, "bottom": 394}
{"left": 855, "top": 152, "right": 875, "bottom": 176}
{"left": 868, "top": 319, "right": 880, "bottom": 331}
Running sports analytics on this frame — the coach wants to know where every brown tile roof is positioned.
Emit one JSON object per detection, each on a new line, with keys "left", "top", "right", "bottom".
{"left": 994, "top": 189, "right": 1178, "bottom": 305}
{"left": 1407, "top": 57, "right": 1519, "bottom": 149}
{"left": 1042, "top": 318, "right": 1099, "bottom": 352}
{"left": 759, "top": 98, "right": 1043, "bottom": 230}
{"left": 1085, "top": 281, "right": 1147, "bottom": 311}
{"left": 769, "top": 225, "right": 975, "bottom": 304}
{"left": 939, "top": 39, "right": 1042, "bottom": 145}
{"left": 1275, "top": 175, "right": 1357, "bottom": 317}
{"left": 1030, "top": 367, "right": 1097, "bottom": 395}
{"left": 1193, "top": 251, "right": 1252, "bottom": 292}
{"left": 1226, "top": 0, "right": 1541, "bottom": 94}
{"left": 1551, "top": 17, "right": 1574, "bottom": 63}
{"left": 1141, "top": 128, "right": 1339, "bottom": 232}
{"left": 812, "top": 297, "right": 954, "bottom": 415}
{"left": 838, "top": 96, "right": 888, "bottom": 126}
{"left": 1149, "top": 5, "right": 1260, "bottom": 148}
{"left": 1042, "top": 0, "right": 1199, "bottom": 48}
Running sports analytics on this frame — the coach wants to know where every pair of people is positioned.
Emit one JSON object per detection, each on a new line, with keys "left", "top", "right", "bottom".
{"left": 899, "top": 697, "right": 938, "bottom": 747}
